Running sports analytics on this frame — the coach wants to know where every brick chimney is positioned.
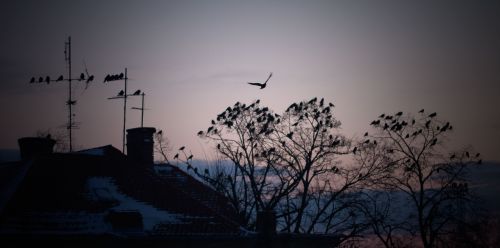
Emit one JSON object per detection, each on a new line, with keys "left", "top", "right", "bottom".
{"left": 18, "top": 137, "right": 56, "bottom": 160}
{"left": 126, "top": 127, "right": 156, "bottom": 164}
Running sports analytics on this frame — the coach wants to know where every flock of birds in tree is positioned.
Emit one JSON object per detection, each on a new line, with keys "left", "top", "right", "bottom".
{"left": 353, "top": 109, "right": 482, "bottom": 165}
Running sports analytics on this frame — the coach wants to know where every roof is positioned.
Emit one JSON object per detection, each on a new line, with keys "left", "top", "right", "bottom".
{"left": 0, "top": 147, "right": 243, "bottom": 238}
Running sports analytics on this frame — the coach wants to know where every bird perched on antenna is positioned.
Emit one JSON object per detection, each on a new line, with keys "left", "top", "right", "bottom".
{"left": 133, "top": 90, "right": 141, "bottom": 95}
{"left": 117, "top": 90, "right": 124, "bottom": 96}
{"left": 248, "top": 72, "right": 272, "bottom": 89}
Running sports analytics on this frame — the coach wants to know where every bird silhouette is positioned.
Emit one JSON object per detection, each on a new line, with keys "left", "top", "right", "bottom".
{"left": 286, "top": 132, "right": 294, "bottom": 139}
{"left": 118, "top": 73, "right": 124, "bottom": 79}
{"left": 118, "top": 90, "right": 124, "bottom": 96}
{"left": 79, "top": 73, "right": 85, "bottom": 81}
{"left": 56, "top": 75, "right": 64, "bottom": 81}
{"left": 104, "top": 74, "right": 110, "bottom": 83}
{"left": 179, "top": 146, "right": 185, "bottom": 151}
{"left": 197, "top": 131, "right": 203, "bottom": 136}
{"left": 395, "top": 111, "right": 403, "bottom": 116}
{"left": 428, "top": 112, "right": 437, "bottom": 118}
{"left": 174, "top": 153, "right": 179, "bottom": 159}
{"left": 133, "top": 90, "right": 141, "bottom": 95}
{"left": 353, "top": 147, "right": 357, "bottom": 154}
{"left": 364, "top": 132, "right": 368, "bottom": 137}
{"left": 86, "top": 75, "right": 94, "bottom": 83}
{"left": 157, "top": 130, "right": 163, "bottom": 135}
{"left": 188, "top": 154, "right": 193, "bottom": 160}
{"left": 45, "top": 76, "right": 51, "bottom": 84}
{"left": 30, "top": 77, "right": 35, "bottom": 83}
{"left": 38, "top": 77, "right": 43, "bottom": 83}
{"left": 419, "top": 109, "right": 424, "bottom": 113}
{"left": 247, "top": 72, "right": 272, "bottom": 89}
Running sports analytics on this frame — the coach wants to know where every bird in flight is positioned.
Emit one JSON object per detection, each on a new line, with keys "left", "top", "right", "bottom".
{"left": 248, "top": 72, "right": 272, "bottom": 89}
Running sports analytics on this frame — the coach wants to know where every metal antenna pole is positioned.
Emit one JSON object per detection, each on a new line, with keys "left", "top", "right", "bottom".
{"left": 67, "top": 36, "right": 73, "bottom": 152}
{"left": 30, "top": 36, "right": 95, "bottom": 153}
{"left": 122, "top": 68, "right": 128, "bottom": 154}
{"left": 140, "top": 93, "right": 145, "bottom": 128}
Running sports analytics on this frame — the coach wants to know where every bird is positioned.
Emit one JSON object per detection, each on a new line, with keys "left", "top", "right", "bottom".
{"left": 395, "top": 111, "right": 403, "bottom": 116}
{"left": 117, "top": 90, "right": 124, "bottom": 96}
{"left": 79, "top": 73, "right": 85, "bottom": 81}
{"left": 425, "top": 120, "right": 431, "bottom": 128}
{"left": 56, "top": 75, "right": 64, "bottom": 81}
{"left": 419, "top": 109, "right": 424, "bottom": 113}
{"left": 188, "top": 154, "right": 193, "bottom": 160}
{"left": 118, "top": 73, "right": 124, "bottom": 79}
{"left": 428, "top": 112, "right": 437, "bottom": 118}
{"left": 247, "top": 72, "right": 272, "bottom": 89}
{"left": 30, "top": 77, "right": 35, "bottom": 83}
{"left": 104, "top": 74, "right": 110, "bottom": 83}
{"left": 45, "top": 76, "right": 50, "bottom": 84}
{"left": 475, "top": 153, "right": 480, "bottom": 158}
{"left": 197, "top": 131, "right": 203, "bottom": 136}
{"left": 364, "top": 132, "right": 368, "bottom": 137}
{"left": 174, "top": 153, "right": 179, "bottom": 159}
{"left": 179, "top": 146, "right": 185, "bottom": 151}
{"left": 353, "top": 147, "right": 357, "bottom": 154}
{"left": 379, "top": 113, "right": 385, "bottom": 118}
{"left": 286, "top": 132, "right": 294, "bottom": 139}
{"left": 86, "top": 75, "right": 94, "bottom": 83}
{"left": 450, "top": 154, "right": 456, "bottom": 159}
{"left": 38, "top": 77, "right": 43, "bottom": 83}
{"left": 157, "top": 130, "right": 163, "bottom": 135}
{"left": 465, "top": 151, "right": 470, "bottom": 158}
{"left": 133, "top": 90, "right": 141, "bottom": 95}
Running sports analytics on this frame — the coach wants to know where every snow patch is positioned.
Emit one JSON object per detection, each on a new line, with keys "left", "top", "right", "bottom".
{"left": 86, "top": 177, "right": 183, "bottom": 230}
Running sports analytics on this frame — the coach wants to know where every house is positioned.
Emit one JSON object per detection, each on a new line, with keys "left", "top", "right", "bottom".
{"left": 0, "top": 128, "right": 340, "bottom": 247}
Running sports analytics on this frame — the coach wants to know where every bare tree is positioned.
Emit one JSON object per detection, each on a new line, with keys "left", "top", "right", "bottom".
{"left": 189, "top": 98, "right": 376, "bottom": 240}
{"left": 154, "top": 130, "right": 172, "bottom": 163}
{"left": 357, "top": 110, "right": 481, "bottom": 248}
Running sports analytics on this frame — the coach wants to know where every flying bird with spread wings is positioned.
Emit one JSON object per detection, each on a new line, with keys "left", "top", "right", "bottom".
{"left": 248, "top": 72, "right": 272, "bottom": 89}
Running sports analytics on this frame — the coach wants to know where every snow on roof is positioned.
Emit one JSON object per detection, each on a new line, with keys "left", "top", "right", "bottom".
{"left": 86, "top": 177, "right": 182, "bottom": 231}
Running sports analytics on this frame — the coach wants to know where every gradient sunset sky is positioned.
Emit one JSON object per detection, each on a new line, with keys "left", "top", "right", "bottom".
{"left": 1, "top": 0, "right": 499, "bottom": 161}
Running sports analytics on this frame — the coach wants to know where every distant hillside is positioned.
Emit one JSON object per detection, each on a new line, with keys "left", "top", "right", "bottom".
{"left": 467, "top": 161, "right": 500, "bottom": 215}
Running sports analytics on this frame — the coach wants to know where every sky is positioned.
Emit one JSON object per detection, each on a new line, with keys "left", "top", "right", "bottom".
{"left": 1, "top": 0, "right": 499, "bottom": 161}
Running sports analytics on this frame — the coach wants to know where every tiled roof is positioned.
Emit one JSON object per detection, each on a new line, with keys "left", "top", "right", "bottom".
{"left": 0, "top": 148, "right": 243, "bottom": 237}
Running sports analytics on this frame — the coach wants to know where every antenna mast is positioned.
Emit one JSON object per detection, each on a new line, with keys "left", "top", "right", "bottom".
{"left": 30, "top": 36, "right": 94, "bottom": 152}
{"left": 106, "top": 69, "right": 140, "bottom": 154}
{"left": 64, "top": 36, "right": 74, "bottom": 152}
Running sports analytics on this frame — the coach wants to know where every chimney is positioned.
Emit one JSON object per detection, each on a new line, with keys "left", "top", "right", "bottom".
{"left": 256, "top": 210, "right": 277, "bottom": 236}
{"left": 18, "top": 137, "right": 56, "bottom": 160}
{"left": 126, "top": 127, "right": 156, "bottom": 164}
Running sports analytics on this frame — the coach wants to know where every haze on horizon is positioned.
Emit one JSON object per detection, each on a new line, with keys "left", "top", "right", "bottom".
{"left": 1, "top": 0, "right": 499, "bottom": 161}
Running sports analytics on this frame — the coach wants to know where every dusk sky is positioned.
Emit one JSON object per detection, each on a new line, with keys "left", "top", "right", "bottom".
{"left": 1, "top": 0, "right": 499, "bottom": 161}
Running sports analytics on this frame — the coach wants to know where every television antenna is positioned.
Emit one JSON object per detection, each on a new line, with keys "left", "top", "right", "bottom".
{"left": 29, "top": 36, "right": 95, "bottom": 152}
{"left": 131, "top": 92, "right": 149, "bottom": 128}
{"left": 105, "top": 68, "right": 140, "bottom": 153}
